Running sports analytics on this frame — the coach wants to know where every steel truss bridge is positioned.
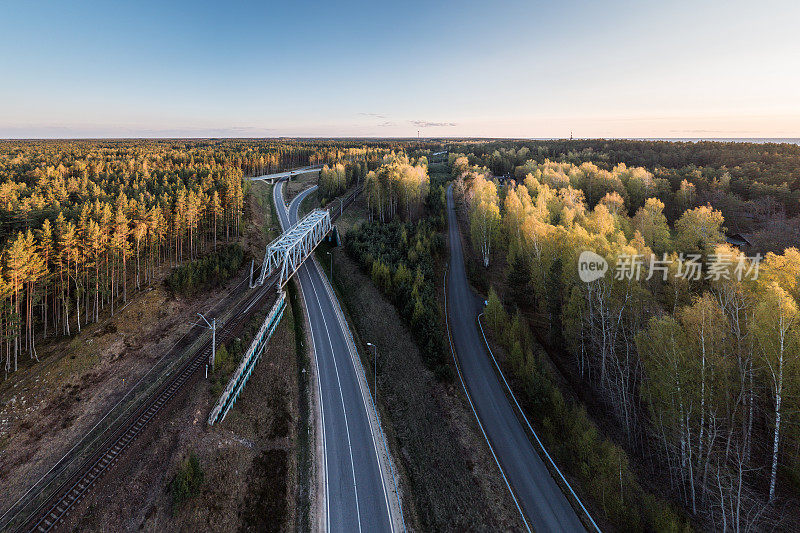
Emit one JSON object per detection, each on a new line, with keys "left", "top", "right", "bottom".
{"left": 214, "top": 204, "right": 335, "bottom": 426}
{"left": 254, "top": 208, "right": 332, "bottom": 288}
{"left": 6, "top": 178, "right": 351, "bottom": 533}
{"left": 212, "top": 204, "right": 334, "bottom": 426}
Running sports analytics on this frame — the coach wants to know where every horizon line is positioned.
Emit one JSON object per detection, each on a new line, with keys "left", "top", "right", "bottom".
{"left": 2, "top": 136, "right": 800, "bottom": 142}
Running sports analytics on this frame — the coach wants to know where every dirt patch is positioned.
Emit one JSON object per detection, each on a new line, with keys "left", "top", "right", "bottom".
{"left": 240, "top": 449, "right": 288, "bottom": 532}
{"left": 287, "top": 279, "right": 317, "bottom": 533}
{"left": 267, "top": 385, "right": 290, "bottom": 439}
{"left": 0, "top": 281, "right": 241, "bottom": 517}
{"left": 57, "top": 291, "right": 301, "bottom": 532}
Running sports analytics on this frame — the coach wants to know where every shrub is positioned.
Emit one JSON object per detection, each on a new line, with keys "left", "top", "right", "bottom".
{"left": 214, "top": 343, "right": 232, "bottom": 371}
{"left": 170, "top": 452, "right": 204, "bottom": 513}
{"left": 166, "top": 243, "right": 244, "bottom": 296}
{"left": 346, "top": 219, "right": 450, "bottom": 380}
{"left": 484, "top": 287, "right": 505, "bottom": 332}
{"left": 482, "top": 298, "right": 688, "bottom": 531}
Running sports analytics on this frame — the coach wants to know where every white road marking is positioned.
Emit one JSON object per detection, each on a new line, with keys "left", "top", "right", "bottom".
{"left": 306, "top": 269, "right": 363, "bottom": 533}
{"left": 312, "top": 258, "right": 396, "bottom": 533}
{"left": 283, "top": 180, "right": 398, "bottom": 532}
{"left": 276, "top": 182, "right": 331, "bottom": 531}
{"left": 476, "top": 313, "right": 601, "bottom": 532}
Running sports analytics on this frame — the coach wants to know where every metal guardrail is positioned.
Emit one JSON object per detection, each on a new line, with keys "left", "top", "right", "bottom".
{"left": 207, "top": 290, "right": 287, "bottom": 425}
{"left": 476, "top": 313, "right": 601, "bottom": 532}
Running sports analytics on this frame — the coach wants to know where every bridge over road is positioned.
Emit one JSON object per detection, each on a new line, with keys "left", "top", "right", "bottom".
{"left": 254, "top": 208, "right": 332, "bottom": 288}
{"left": 274, "top": 180, "right": 404, "bottom": 533}
{"left": 3, "top": 167, "right": 382, "bottom": 533}
{"left": 249, "top": 165, "right": 322, "bottom": 183}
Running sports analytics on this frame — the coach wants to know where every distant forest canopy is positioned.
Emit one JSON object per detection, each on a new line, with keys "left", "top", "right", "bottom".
{"left": 449, "top": 139, "right": 800, "bottom": 198}
{"left": 446, "top": 139, "right": 800, "bottom": 254}
{"left": 0, "top": 136, "right": 796, "bottom": 379}
{"left": 0, "top": 138, "right": 440, "bottom": 377}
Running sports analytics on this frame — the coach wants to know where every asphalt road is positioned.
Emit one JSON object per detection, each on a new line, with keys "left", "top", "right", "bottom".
{"left": 445, "top": 185, "right": 587, "bottom": 532}
{"left": 273, "top": 180, "right": 396, "bottom": 533}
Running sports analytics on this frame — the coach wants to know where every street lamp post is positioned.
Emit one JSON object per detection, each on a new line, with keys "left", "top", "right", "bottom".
{"left": 197, "top": 313, "right": 216, "bottom": 373}
{"left": 367, "top": 342, "right": 377, "bottom": 405}
{"left": 326, "top": 251, "right": 333, "bottom": 283}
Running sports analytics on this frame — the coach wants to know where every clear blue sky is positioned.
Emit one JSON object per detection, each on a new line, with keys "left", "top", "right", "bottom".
{"left": 2, "top": 0, "right": 799, "bottom": 138}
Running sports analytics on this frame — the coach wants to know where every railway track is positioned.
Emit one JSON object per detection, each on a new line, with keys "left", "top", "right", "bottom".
{"left": 4, "top": 175, "right": 318, "bottom": 532}
{"left": 11, "top": 275, "right": 279, "bottom": 533}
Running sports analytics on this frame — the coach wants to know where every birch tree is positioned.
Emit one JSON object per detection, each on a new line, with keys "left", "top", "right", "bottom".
{"left": 468, "top": 174, "right": 500, "bottom": 267}
{"left": 752, "top": 282, "right": 799, "bottom": 502}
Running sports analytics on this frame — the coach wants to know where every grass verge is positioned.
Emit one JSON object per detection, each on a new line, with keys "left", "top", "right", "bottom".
{"left": 288, "top": 279, "right": 312, "bottom": 532}
{"left": 310, "top": 226, "right": 523, "bottom": 529}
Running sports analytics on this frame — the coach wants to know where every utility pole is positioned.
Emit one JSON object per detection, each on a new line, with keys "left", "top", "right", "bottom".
{"left": 198, "top": 313, "right": 216, "bottom": 373}
{"left": 367, "top": 342, "right": 377, "bottom": 405}
{"left": 212, "top": 318, "right": 216, "bottom": 371}
{"left": 326, "top": 251, "right": 333, "bottom": 283}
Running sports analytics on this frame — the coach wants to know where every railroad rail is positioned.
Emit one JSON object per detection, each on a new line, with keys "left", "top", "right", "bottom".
{"left": 329, "top": 184, "right": 363, "bottom": 223}
{"left": 12, "top": 276, "right": 278, "bottom": 533}
{"left": 207, "top": 290, "right": 287, "bottom": 425}
{"left": 5, "top": 174, "right": 357, "bottom": 533}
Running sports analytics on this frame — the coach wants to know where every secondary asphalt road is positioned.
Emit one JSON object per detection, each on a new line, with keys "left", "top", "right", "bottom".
{"left": 273, "top": 180, "right": 396, "bottom": 533}
{"left": 446, "top": 185, "right": 587, "bottom": 532}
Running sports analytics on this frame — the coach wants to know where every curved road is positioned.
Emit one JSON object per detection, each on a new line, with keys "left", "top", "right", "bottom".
{"left": 446, "top": 185, "right": 587, "bottom": 532}
{"left": 274, "top": 181, "right": 398, "bottom": 533}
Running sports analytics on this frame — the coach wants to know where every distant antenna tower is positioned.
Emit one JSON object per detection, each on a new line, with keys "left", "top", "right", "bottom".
{"left": 418, "top": 130, "right": 420, "bottom": 139}
{"left": 570, "top": 131, "right": 573, "bottom": 140}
